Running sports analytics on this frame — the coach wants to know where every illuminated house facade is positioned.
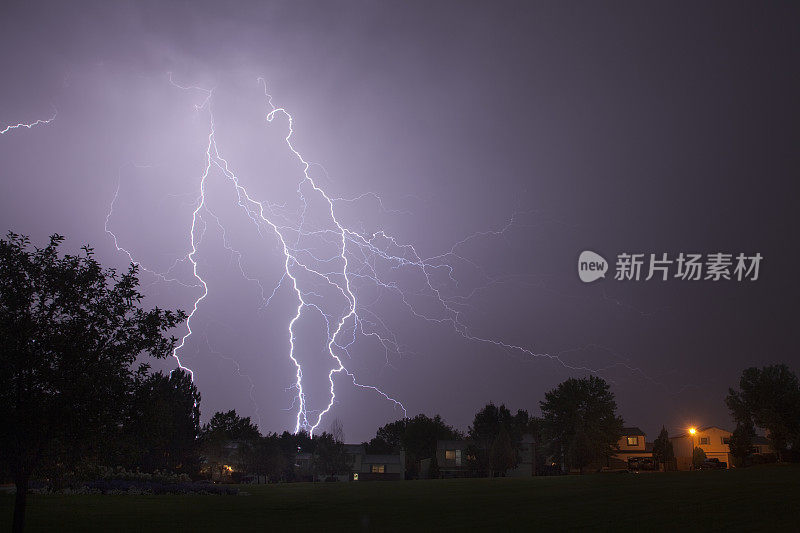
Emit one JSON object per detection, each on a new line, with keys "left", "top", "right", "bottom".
{"left": 609, "top": 427, "right": 653, "bottom": 469}
{"left": 671, "top": 426, "right": 732, "bottom": 470}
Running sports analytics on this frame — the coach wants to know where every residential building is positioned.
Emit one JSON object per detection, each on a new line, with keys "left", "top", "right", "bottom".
{"left": 346, "top": 444, "right": 405, "bottom": 481}
{"left": 429, "top": 434, "right": 536, "bottom": 478}
{"left": 751, "top": 436, "right": 774, "bottom": 456}
{"left": 609, "top": 427, "right": 653, "bottom": 469}
{"left": 432, "top": 439, "right": 474, "bottom": 478}
{"left": 295, "top": 444, "right": 405, "bottom": 481}
{"left": 671, "top": 425, "right": 732, "bottom": 470}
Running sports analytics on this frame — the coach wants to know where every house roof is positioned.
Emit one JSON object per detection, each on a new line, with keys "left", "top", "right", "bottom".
{"left": 622, "top": 427, "right": 646, "bottom": 436}
{"left": 671, "top": 425, "right": 731, "bottom": 438}
{"left": 437, "top": 440, "right": 470, "bottom": 449}
{"left": 363, "top": 454, "right": 403, "bottom": 464}
{"left": 343, "top": 444, "right": 366, "bottom": 454}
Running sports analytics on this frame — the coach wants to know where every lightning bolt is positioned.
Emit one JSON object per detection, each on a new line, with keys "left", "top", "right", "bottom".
{"left": 106, "top": 73, "right": 675, "bottom": 436}
{"left": 0, "top": 108, "right": 57, "bottom": 135}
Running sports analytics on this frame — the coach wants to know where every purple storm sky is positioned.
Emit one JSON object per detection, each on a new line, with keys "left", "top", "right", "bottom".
{"left": 1, "top": 1, "right": 797, "bottom": 442}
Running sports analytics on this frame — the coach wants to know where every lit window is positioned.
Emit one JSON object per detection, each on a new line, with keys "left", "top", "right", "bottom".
{"left": 700, "top": 437, "right": 709, "bottom": 445}
{"left": 445, "top": 450, "right": 456, "bottom": 460}
{"left": 627, "top": 437, "right": 638, "bottom": 446}
{"left": 371, "top": 464, "right": 385, "bottom": 474}
{"left": 353, "top": 473, "right": 359, "bottom": 481}
{"left": 455, "top": 449, "right": 462, "bottom": 466}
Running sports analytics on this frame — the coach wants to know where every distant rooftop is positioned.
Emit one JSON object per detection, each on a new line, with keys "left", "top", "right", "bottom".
{"left": 622, "top": 427, "right": 646, "bottom": 436}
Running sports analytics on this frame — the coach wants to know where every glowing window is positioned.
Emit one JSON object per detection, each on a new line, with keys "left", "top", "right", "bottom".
{"left": 371, "top": 464, "right": 385, "bottom": 474}
{"left": 353, "top": 473, "right": 359, "bottom": 481}
{"left": 627, "top": 437, "right": 638, "bottom": 446}
{"left": 445, "top": 450, "right": 456, "bottom": 460}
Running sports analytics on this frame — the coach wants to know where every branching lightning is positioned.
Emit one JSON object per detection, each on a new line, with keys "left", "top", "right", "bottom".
{"left": 105, "top": 73, "right": 673, "bottom": 435}
{"left": 0, "top": 108, "right": 57, "bottom": 135}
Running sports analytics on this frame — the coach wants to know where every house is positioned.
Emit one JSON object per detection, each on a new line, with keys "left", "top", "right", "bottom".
{"left": 295, "top": 444, "right": 405, "bottom": 481}
{"left": 431, "top": 439, "right": 474, "bottom": 478}
{"left": 751, "top": 435, "right": 775, "bottom": 456}
{"left": 346, "top": 444, "right": 405, "bottom": 481}
{"left": 670, "top": 426, "right": 732, "bottom": 470}
{"left": 427, "top": 434, "right": 536, "bottom": 478}
{"left": 609, "top": 427, "right": 653, "bottom": 470}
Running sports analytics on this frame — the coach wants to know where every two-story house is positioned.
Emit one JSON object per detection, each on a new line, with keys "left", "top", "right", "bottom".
{"left": 609, "top": 427, "right": 653, "bottom": 469}
{"left": 670, "top": 425, "right": 732, "bottom": 470}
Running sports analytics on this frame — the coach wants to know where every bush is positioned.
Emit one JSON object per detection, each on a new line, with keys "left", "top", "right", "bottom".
{"left": 85, "top": 480, "right": 238, "bottom": 495}
{"left": 692, "top": 447, "right": 707, "bottom": 468}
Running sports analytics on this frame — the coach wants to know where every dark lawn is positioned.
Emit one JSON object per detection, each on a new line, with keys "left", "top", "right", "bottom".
{"left": 3, "top": 464, "right": 799, "bottom": 532}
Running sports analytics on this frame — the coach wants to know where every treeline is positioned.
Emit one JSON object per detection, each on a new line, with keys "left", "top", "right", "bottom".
{"left": 197, "top": 374, "right": 628, "bottom": 479}
{"left": 3, "top": 233, "right": 800, "bottom": 531}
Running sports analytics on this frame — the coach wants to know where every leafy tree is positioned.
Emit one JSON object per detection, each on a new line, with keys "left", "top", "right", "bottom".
{"left": 200, "top": 410, "right": 261, "bottom": 479}
{"left": 652, "top": 426, "right": 675, "bottom": 471}
{"left": 489, "top": 424, "right": 516, "bottom": 476}
{"left": 373, "top": 419, "right": 408, "bottom": 451}
{"left": 428, "top": 453, "right": 440, "bottom": 479}
{"left": 468, "top": 403, "right": 529, "bottom": 476}
{"left": 726, "top": 364, "right": 800, "bottom": 460}
{"left": 0, "top": 233, "right": 186, "bottom": 532}
{"left": 313, "top": 432, "right": 351, "bottom": 478}
{"left": 329, "top": 418, "right": 345, "bottom": 444}
{"left": 526, "top": 416, "right": 547, "bottom": 475}
{"left": 250, "top": 430, "right": 313, "bottom": 482}
{"left": 540, "top": 375, "right": 624, "bottom": 474}
{"left": 728, "top": 420, "right": 756, "bottom": 467}
{"left": 372, "top": 414, "right": 462, "bottom": 478}
{"left": 121, "top": 369, "right": 201, "bottom": 475}
{"left": 692, "top": 446, "right": 707, "bottom": 468}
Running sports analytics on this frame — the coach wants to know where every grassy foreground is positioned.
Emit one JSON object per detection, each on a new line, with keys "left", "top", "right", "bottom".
{"left": 2, "top": 464, "right": 799, "bottom": 532}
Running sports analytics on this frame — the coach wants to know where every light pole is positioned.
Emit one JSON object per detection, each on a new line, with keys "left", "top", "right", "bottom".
{"left": 689, "top": 427, "right": 697, "bottom": 470}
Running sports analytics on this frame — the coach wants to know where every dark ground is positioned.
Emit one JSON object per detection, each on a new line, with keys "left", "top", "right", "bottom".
{"left": 2, "top": 464, "right": 799, "bottom": 531}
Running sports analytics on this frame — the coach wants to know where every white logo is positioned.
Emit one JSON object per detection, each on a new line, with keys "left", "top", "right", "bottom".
{"left": 578, "top": 250, "right": 608, "bottom": 283}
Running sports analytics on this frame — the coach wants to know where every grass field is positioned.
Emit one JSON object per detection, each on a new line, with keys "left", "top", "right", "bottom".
{"left": 3, "top": 465, "right": 799, "bottom": 532}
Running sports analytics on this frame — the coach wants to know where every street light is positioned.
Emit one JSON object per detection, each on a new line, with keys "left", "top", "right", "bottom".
{"left": 689, "top": 427, "right": 697, "bottom": 470}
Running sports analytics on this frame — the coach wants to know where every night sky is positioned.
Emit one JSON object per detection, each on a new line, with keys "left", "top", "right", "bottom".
{"left": 1, "top": 1, "right": 798, "bottom": 442}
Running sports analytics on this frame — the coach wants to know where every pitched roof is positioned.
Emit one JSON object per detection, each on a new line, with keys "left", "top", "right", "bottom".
{"left": 622, "top": 427, "right": 646, "bottom": 436}
{"left": 363, "top": 454, "right": 403, "bottom": 464}
{"left": 672, "top": 425, "right": 732, "bottom": 438}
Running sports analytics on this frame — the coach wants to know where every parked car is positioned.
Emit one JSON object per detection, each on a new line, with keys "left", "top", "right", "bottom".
{"left": 627, "top": 457, "right": 656, "bottom": 471}
{"left": 698, "top": 458, "right": 727, "bottom": 470}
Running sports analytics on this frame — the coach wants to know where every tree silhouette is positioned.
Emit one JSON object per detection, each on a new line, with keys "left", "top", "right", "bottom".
{"left": 728, "top": 420, "right": 756, "bottom": 467}
{"left": 540, "top": 375, "right": 624, "bottom": 474}
{"left": 122, "top": 369, "right": 201, "bottom": 474}
{"left": 692, "top": 446, "right": 707, "bottom": 468}
{"left": 652, "top": 426, "right": 675, "bottom": 471}
{"left": 200, "top": 410, "right": 261, "bottom": 480}
{"left": 469, "top": 403, "right": 529, "bottom": 476}
{"left": 726, "top": 364, "right": 800, "bottom": 460}
{"left": 0, "top": 233, "right": 186, "bottom": 532}
{"left": 371, "top": 414, "right": 461, "bottom": 478}
{"left": 489, "top": 424, "right": 516, "bottom": 476}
